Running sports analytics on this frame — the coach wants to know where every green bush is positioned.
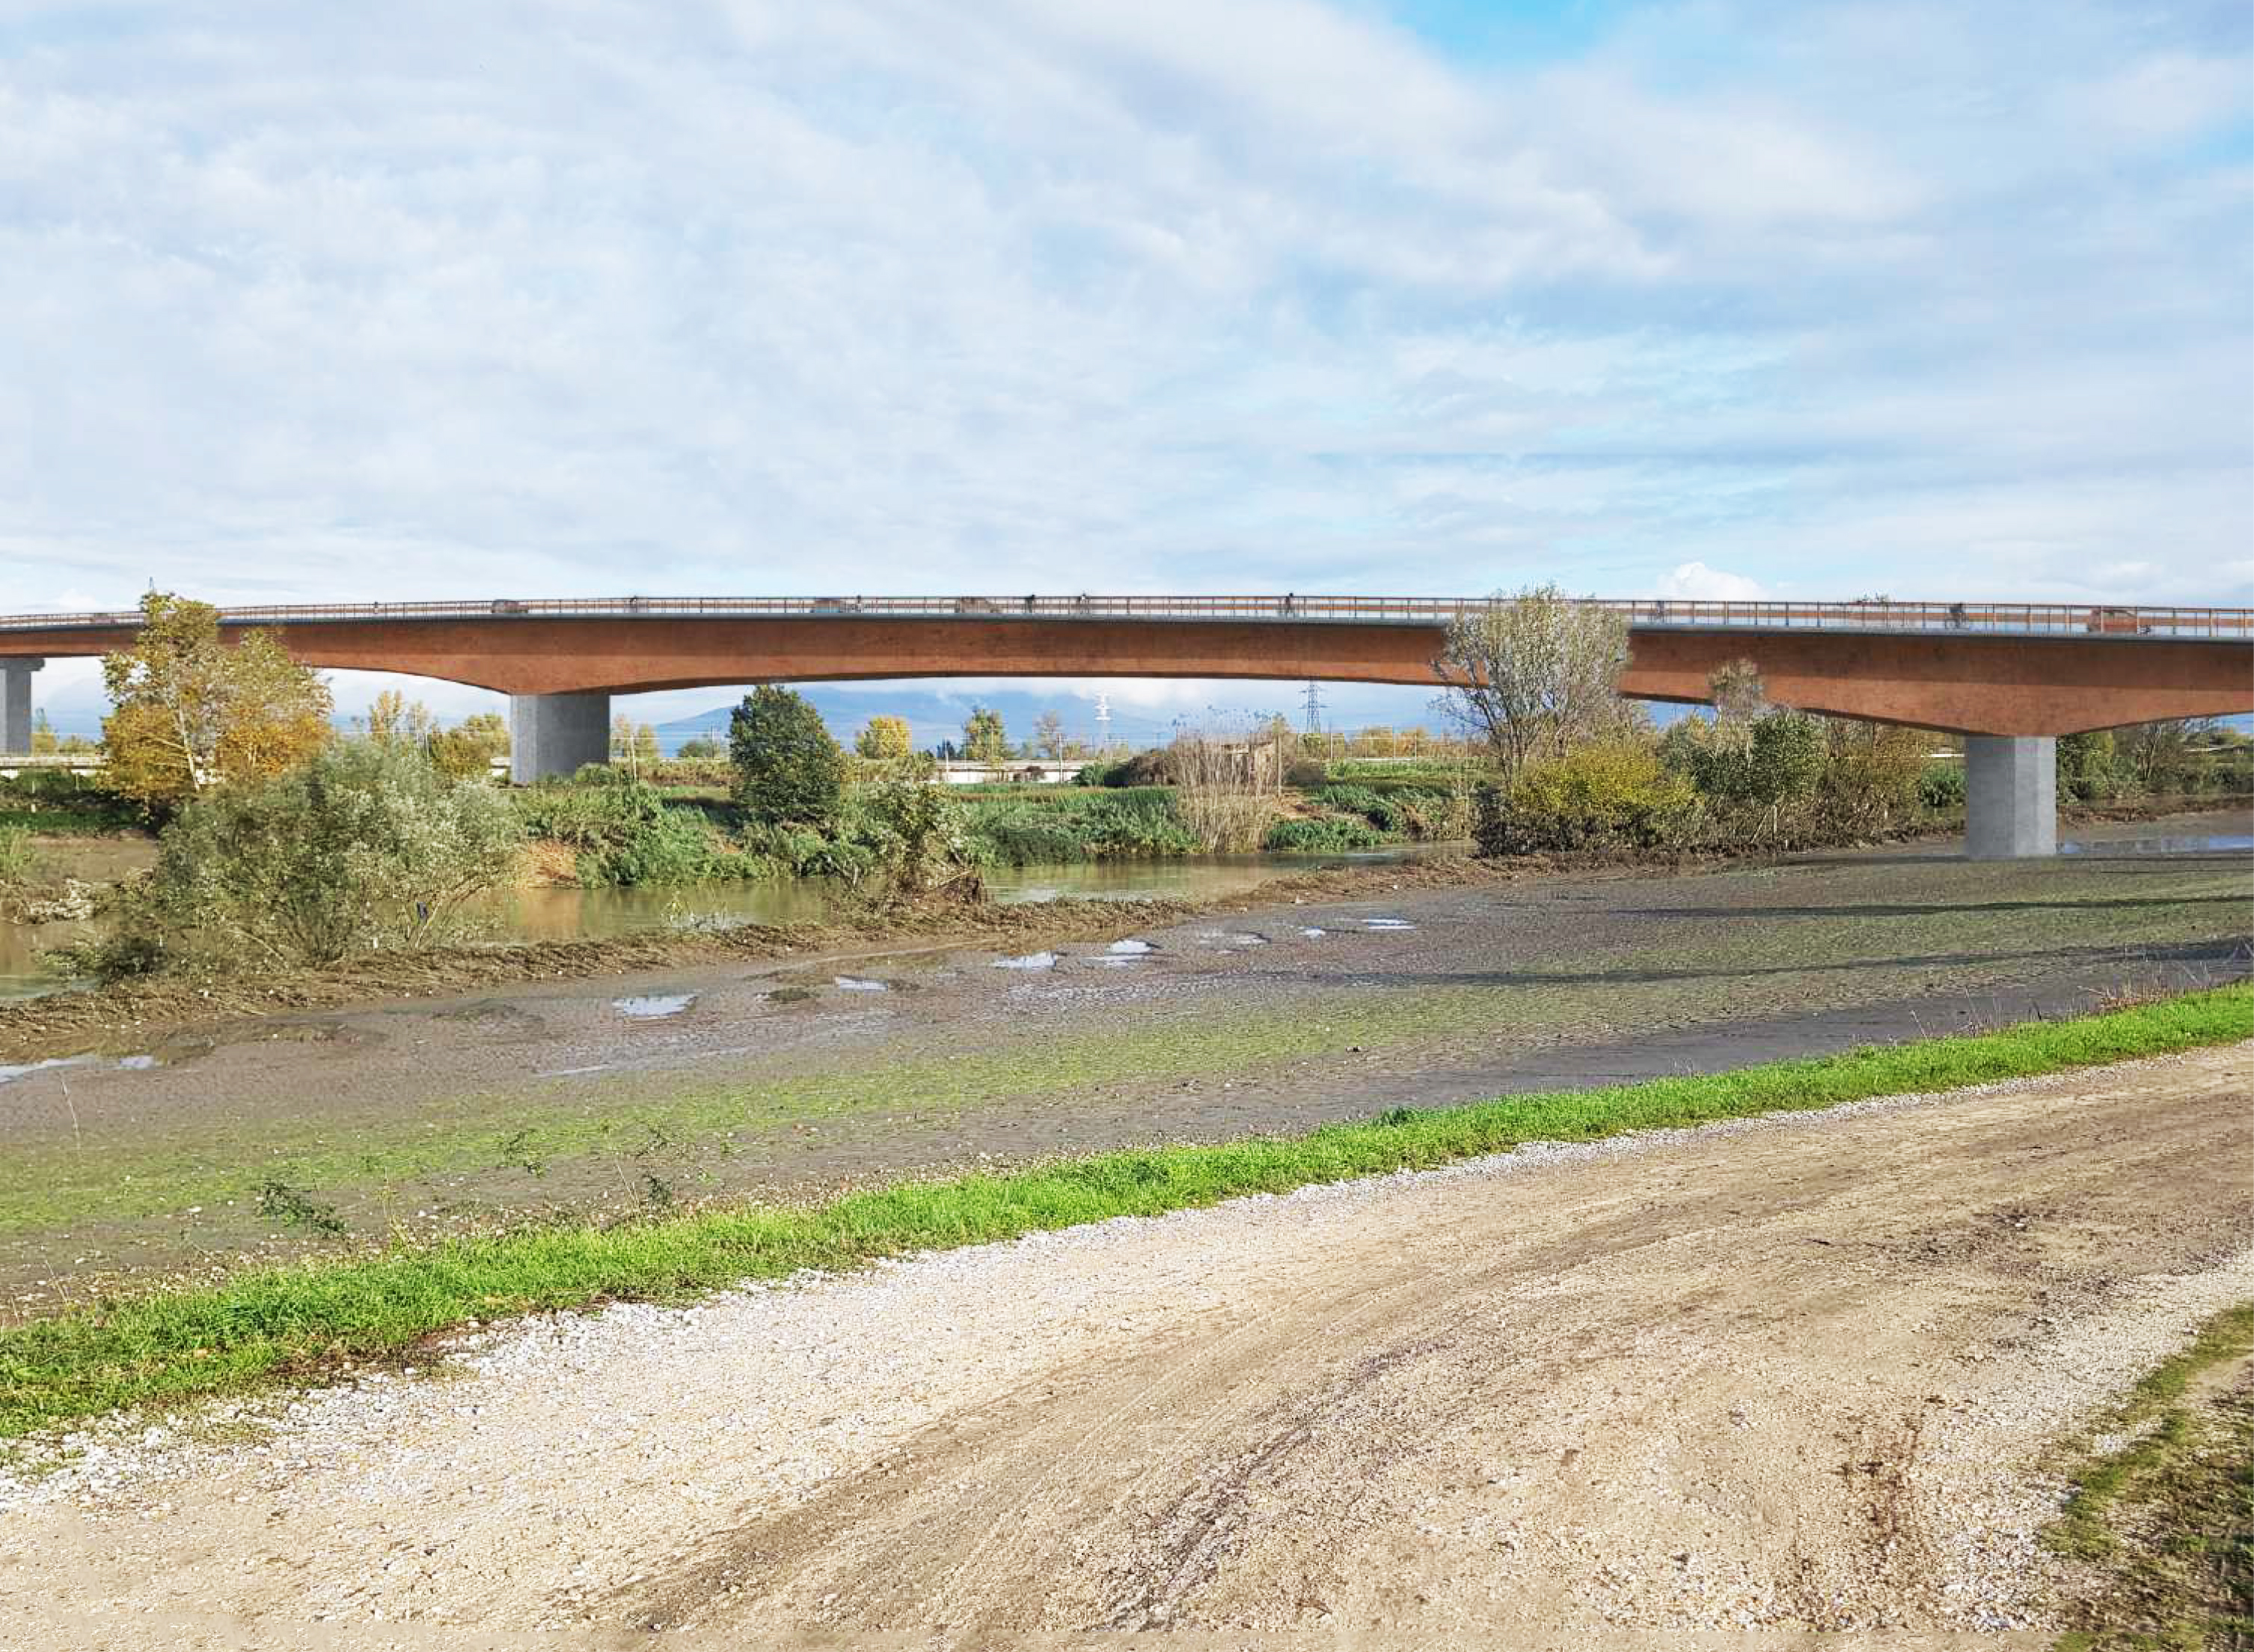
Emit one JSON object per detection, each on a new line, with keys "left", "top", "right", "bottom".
{"left": 1302, "top": 781, "right": 1469, "bottom": 841}
{"left": 1474, "top": 741, "right": 1699, "bottom": 857}
{"left": 1918, "top": 760, "right": 1966, "bottom": 811}
{"left": 2059, "top": 730, "right": 2119, "bottom": 802}
{"left": 87, "top": 741, "right": 524, "bottom": 977}
{"left": 516, "top": 770, "right": 759, "bottom": 886}
{"left": 0, "top": 768, "right": 140, "bottom": 834}
{"left": 730, "top": 687, "right": 846, "bottom": 827}
{"left": 1666, "top": 709, "right": 1825, "bottom": 807}
{"left": 0, "top": 823, "right": 43, "bottom": 908}
{"left": 1264, "top": 815, "right": 1385, "bottom": 851}
{"left": 961, "top": 786, "right": 1198, "bottom": 864}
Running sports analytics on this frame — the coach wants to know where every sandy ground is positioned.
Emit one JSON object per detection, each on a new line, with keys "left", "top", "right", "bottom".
{"left": 4, "top": 1042, "right": 2250, "bottom": 1650}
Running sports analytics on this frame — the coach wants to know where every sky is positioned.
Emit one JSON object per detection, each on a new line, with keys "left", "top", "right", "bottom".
{"left": 2, "top": 0, "right": 2249, "bottom": 734}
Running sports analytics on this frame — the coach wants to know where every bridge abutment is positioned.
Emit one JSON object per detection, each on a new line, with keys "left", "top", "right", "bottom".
{"left": 1964, "top": 734, "right": 2056, "bottom": 859}
{"left": 509, "top": 691, "right": 609, "bottom": 783}
{"left": 1, "top": 658, "right": 43, "bottom": 755}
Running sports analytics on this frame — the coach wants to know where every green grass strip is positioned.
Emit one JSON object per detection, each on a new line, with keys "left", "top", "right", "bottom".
{"left": 2, "top": 983, "right": 2248, "bottom": 1441}
{"left": 2048, "top": 1300, "right": 2254, "bottom": 1561}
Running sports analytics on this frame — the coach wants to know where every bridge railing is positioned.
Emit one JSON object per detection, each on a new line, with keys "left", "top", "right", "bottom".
{"left": 1, "top": 596, "right": 2250, "bottom": 637}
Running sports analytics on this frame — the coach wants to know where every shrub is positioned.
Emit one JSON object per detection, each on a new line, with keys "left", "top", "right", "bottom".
{"left": 1818, "top": 721, "right": 1927, "bottom": 831}
{"left": 88, "top": 740, "right": 524, "bottom": 976}
{"left": 730, "top": 687, "right": 846, "bottom": 827}
{"left": 0, "top": 768, "right": 142, "bottom": 833}
{"left": 961, "top": 786, "right": 1198, "bottom": 864}
{"left": 515, "top": 770, "right": 755, "bottom": 887}
{"left": 1264, "top": 816, "right": 1385, "bottom": 851}
{"left": 0, "top": 824, "right": 44, "bottom": 914}
{"left": 1102, "top": 748, "right": 1176, "bottom": 788}
{"left": 1474, "top": 741, "right": 1698, "bottom": 857}
{"left": 2058, "top": 730, "right": 2118, "bottom": 802}
{"left": 1668, "top": 709, "right": 1825, "bottom": 807}
{"left": 1917, "top": 760, "right": 1966, "bottom": 811}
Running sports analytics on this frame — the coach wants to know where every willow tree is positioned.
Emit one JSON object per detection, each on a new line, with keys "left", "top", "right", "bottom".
{"left": 101, "top": 593, "right": 333, "bottom": 812}
{"left": 1434, "top": 584, "right": 1632, "bottom": 782}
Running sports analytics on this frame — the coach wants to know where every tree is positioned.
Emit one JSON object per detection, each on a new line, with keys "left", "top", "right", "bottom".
{"left": 1434, "top": 585, "right": 1632, "bottom": 783}
{"left": 962, "top": 706, "right": 1011, "bottom": 765}
{"left": 609, "top": 715, "right": 661, "bottom": 777}
{"left": 1707, "top": 658, "right": 1766, "bottom": 726}
{"left": 729, "top": 685, "right": 845, "bottom": 825}
{"left": 856, "top": 715, "right": 914, "bottom": 762}
{"left": 29, "top": 710, "right": 56, "bottom": 756}
{"left": 361, "top": 690, "right": 437, "bottom": 748}
{"left": 100, "top": 592, "right": 333, "bottom": 812}
{"left": 2058, "top": 729, "right": 2117, "bottom": 801}
{"left": 1030, "top": 710, "right": 1068, "bottom": 762}
{"left": 676, "top": 734, "right": 723, "bottom": 761}
{"left": 428, "top": 711, "right": 509, "bottom": 780}
{"left": 2115, "top": 718, "right": 2215, "bottom": 795}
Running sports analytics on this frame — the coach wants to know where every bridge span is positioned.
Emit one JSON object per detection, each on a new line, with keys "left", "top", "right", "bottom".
{"left": 4, "top": 595, "right": 2250, "bottom": 858}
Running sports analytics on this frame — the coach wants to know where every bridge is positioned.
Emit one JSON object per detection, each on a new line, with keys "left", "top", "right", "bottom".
{"left": 4, "top": 595, "right": 2250, "bottom": 858}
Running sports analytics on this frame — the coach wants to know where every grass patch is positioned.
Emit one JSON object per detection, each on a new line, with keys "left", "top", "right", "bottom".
{"left": 1, "top": 985, "right": 2248, "bottom": 1442}
{"left": 2048, "top": 1302, "right": 2254, "bottom": 1648}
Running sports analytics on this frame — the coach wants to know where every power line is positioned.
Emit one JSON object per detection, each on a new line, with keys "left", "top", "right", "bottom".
{"left": 1302, "top": 679, "right": 1324, "bottom": 734}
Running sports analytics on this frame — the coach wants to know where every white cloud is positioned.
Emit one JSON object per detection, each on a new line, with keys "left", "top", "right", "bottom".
{"left": 1656, "top": 562, "right": 1765, "bottom": 601}
{"left": 0, "top": 0, "right": 2245, "bottom": 704}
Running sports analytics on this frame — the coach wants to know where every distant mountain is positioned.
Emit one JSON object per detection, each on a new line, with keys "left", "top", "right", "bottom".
{"left": 649, "top": 682, "right": 1712, "bottom": 756}
{"left": 653, "top": 685, "right": 1243, "bottom": 756}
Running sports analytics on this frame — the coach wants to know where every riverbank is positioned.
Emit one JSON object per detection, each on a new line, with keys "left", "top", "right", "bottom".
{"left": 5, "top": 798, "right": 2244, "bottom": 1061}
{"left": 1, "top": 815, "right": 2246, "bottom": 1307}
{"left": 1, "top": 988, "right": 2247, "bottom": 1442}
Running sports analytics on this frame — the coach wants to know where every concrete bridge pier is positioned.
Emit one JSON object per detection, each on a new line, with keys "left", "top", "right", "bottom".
{"left": 1, "top": 658, "right": 43, "bottom": 754}
{"left": 509, "top": 691, "right": 610, "bottom": 784}
{"left": 1964, "top": 734, "right": 2057, "bottom": 859}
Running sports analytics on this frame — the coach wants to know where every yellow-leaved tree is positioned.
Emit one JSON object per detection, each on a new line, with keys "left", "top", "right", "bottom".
{"left": 100, "top": 593, "right": 333, "bottom": 811}
{"left": 855, "top": 715, "right": 913, "bottom": 762}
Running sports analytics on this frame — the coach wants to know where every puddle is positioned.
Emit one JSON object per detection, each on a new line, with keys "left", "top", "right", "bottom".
{"left": 1106, "top": 938, "right": 1157, "bottom": 955}
{"left": 0, "top": 1051, "right": 171, "bottom": 1085}
{"left": 613, "top": 993, "right": 698, "bottom": 1020}
{"left": 993, "top": 952, "right": 1059, "bottom": 970}
{"left": 1300, "top": 926, "right": 1327, "bottom": 938}
{"left": 536, "top": 1063, "right": 613, "bottom": 1079}
{"left": 1083, "top": 955, "right": 1145, "bottom": 967}
{"left": 0, "top": 1056, "right": 94, "bottom": 1086}
{"left": 833, "top": 976, "right": 890, "bottom": 992}
{"left": 2060, "top": 833, "right": 2254, "bottom": 856}
{"left": 1222, "top": 933, "right": 1270, "bottom": 947}
{"left": 1363, "top": 918, "right": 1416, "bottom": 931}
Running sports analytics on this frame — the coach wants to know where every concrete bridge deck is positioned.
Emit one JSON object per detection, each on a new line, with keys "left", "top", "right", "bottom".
{"left": 4, "top": 594, "right": 2250, "bottom": 857}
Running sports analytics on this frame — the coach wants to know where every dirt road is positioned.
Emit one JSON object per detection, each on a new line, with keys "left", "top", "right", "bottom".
{"left": 4, "top": 1044, "right": 2251, "bottom": 1648}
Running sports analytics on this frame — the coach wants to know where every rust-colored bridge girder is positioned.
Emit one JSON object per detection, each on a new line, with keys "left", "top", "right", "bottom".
{"left": 1, "top": 598, "right": 2249, "bottom": 737}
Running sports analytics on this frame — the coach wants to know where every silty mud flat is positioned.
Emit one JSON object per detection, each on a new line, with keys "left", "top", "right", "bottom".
{"left": 3, "top": 1044, "right": 2250, "bottom": 1647}
{"left": 0, "top": 813, "right": 2248, "bottom": 1303}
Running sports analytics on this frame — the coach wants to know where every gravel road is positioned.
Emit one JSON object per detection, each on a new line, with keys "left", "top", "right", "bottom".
{"left": 4, "top": 1044, "right": 2250, "bottom": 1649}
